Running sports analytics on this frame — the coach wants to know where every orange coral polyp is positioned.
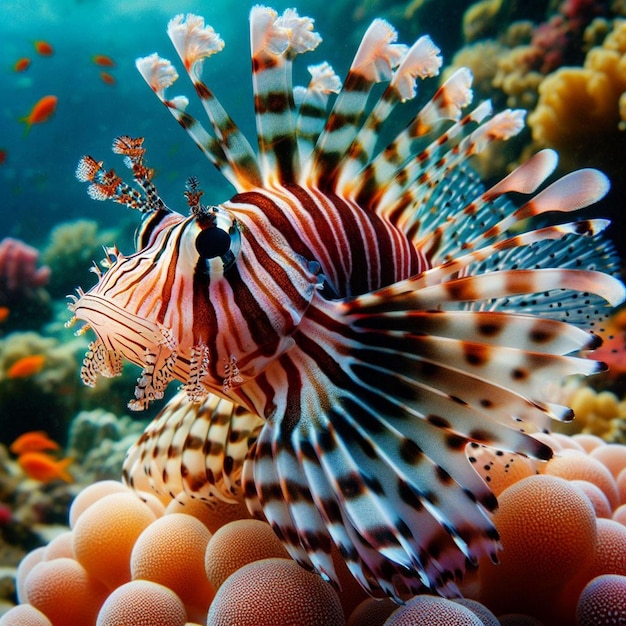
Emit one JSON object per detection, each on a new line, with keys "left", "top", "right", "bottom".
{"left": 0, "top": 604, "right": 53, "bottom": 626}
{"left": 384, "top": 595, "right": 485, "bottom": 625}
{"left": 478, "top": 475, "right": 597, "bottom": 618}
{"left": 72, "top": 492, "right": 157, "bottom": 589}
{"left": 68, "top": 480, "right": 130, "bottom": 528}
{"left": 543, "top": 451, "right": 620, "bottom": 509}
{"left": 23, "top": 557, "right": 108, "bottom": 625}
{"left": 130, "top": 513, "right": 214, "bottom": 613}
{"left": 576, "top": 574, "right": 626, "bottom": 625}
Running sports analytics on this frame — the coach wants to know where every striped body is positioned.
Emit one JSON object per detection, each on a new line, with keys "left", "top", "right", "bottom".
{"left": 69, "top": 7, "right": 625, "bottom": 600}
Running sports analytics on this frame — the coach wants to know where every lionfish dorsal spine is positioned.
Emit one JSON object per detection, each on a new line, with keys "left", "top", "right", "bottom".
{"left": 305, "top": 18, "right": 407, "bottom": 190}
{"left": 250, "top": 6, "right": 322, "bottom": 187}
{"left": 293, "top": 62, "right": 341, "bottom": 165}
{"left": 347, "top": 67, "right": 476, "bottom": 210}
{"left": 136, "top": 16, "right": 263, "bottom": 192}
{"left": 333, "top": 34, "right": 442, "bottom": 196}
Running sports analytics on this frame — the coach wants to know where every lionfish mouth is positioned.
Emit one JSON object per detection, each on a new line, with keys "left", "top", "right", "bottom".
{"left": 66, "top": 290, "right": 184, "bottom": 410}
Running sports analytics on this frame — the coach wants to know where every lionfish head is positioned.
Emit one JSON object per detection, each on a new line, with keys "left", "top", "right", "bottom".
{"left": 67, "top": 137, "right": 318, "bottom": 410}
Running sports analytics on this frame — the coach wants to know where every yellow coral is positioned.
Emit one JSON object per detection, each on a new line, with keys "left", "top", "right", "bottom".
{"left": 462, "top": 0, "right": 506, "bottom": 43}
{"left": 560, "top": 384, "right": 626, "bottom": 440}
{"left": 528, "top": 19, "right": 626, "bottom": 171}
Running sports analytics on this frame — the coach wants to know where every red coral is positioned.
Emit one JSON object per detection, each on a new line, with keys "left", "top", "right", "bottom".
{"left": 531, "top": 0, "right": 608, "bottom": 73}
{"left": 0, "top": 237, "right": 50, "bottom": 296}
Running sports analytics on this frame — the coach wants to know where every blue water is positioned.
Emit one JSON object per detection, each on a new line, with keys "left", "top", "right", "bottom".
{"left": 0, "top": 0, "right": 366, "bottom": 245}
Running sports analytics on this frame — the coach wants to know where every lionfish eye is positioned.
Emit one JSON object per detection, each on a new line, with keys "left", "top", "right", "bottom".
{"left": 195, "top": 217, "right": 240, "bottom": 273}
{"left": 195, "top": 226, "right": 231, "bottom": 259}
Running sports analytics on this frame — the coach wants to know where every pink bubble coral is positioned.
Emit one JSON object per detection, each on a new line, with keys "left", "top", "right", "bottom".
{"left": 572, "top": 434, "right": 606, "bottom": 453}
{"left": 68, "top": 480, "right": 130, "bottom": 528}
{"left": 591, "top": 518, "right": 626, "bottom": 577}
{"left": 207, "top": 558, "right": 344, "bottom": 625}
{"left": 384, "top": 595, "right": 484, "bottom": 625}
{"left": 130, "top": 513, "right": 214, "bottom": 617}
{"left": 576, "top": 574, "right": 626, "bottom": 625}
{"left": 41, "top": 530, "right": 74, "bottom": 560}
{"left": 0, "top": 604, "right": 52, "bottom": 626}
{"left": 15, "top": 547, "right": 45, "bottom": 603}
{"left": 570, "top": 480, "right": 612, "bottom": 518}
{"left": 590, "top": 443, "right": 626, "bottom": 478}
{"left": 96, "top": 580, "right": 187, "bottom": 626}
{"left": 72, "top": 492, "right": 157, "bottom": 589}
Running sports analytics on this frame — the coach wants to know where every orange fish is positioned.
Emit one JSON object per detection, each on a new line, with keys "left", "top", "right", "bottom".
{"left": 100, "top": 71, "right": 116, "bottom": 85}
{"left": 34, "top": 40, "right": 53, "bottom": 56}
{"left": 20, "top": 95, "right": 57, "bottom": 135}
{"left": 17, "top": 452, "right": 73, "bottom": 483}
{"left": 6, "top": 354, "right": 45, "bottom": 379}
{"left": 13, "top": 58, "right": 30, "bottom": 72}
{"left": 10, "top": 431, "right": 60, "bottom": 455}
{"left": 0, "top": 306, "right": 8, "bottom": 320}
{"left": 93, "top": 54, "right": 115, "bottom": 67}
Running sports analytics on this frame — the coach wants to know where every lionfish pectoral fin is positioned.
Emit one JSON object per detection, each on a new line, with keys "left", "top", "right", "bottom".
{"left": 245, "top": 274, "right": 622, "bottom": 599}
{"left": 242, "top": 353, "right": 498, "bottom": 600}
{"left": 80, "top": 338, "right": 123, "bottom": 386}
{"left": 123, "top": 389, "right": 263, "bottom": 502}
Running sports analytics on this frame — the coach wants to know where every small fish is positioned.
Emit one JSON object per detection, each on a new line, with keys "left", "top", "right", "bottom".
{"left": 68, "top": 8, "right": 625, "bottom": 601}
{"left": 19, "top": 95, "right": 57, "bottom": 135}
{"left": 0, "top": 306, "right": 9, "bottom": 321}
{"left": 13, "top": 58, "right": 30, "bottom": 72}
{"left": 34, "top": 40, "right": 53, "bottom": 56}
{"left": 17, "top": 452, "right": 73, "bottom": 483}
{"left": 10, "top": 431, "right": 60, "bottom": 455}
{"left": 6, "top": 354, "right": 45, "bottom": 379}
{"left": 100, "top": 71, "right": 116, "bottom": 85}
{"left": 92, "top": 54, "right": 115, "bottom": 67}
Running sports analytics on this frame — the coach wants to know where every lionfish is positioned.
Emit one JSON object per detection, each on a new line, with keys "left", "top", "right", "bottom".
{"left": 68, "top": 7, "right": 624, "bottom": 601}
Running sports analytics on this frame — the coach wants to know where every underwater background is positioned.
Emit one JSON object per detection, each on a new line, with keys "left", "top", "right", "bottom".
{"left": 2, "top": 0, "right": 626, "bottom": 624}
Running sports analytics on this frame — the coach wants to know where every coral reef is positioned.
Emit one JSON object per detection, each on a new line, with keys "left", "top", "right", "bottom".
{"left": 66, "top": 410, "right": 147, "bottom": 483}
{"left": 558, "top": 384, "right": 626, "bottom": 440}
{"left": 0, "top": 332, "right": 82, "bottom": 446}
{"left": 40, "top": 220, "right": 118, "bottom": 299}
{"left": 1, "top": 434, "right": 625, "bottom": 625}
{"left": 0, "top": 239, "right": 51, "bottom": 334}
{"left": 528, "top": 18, "right": 626, "bottom": 174}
